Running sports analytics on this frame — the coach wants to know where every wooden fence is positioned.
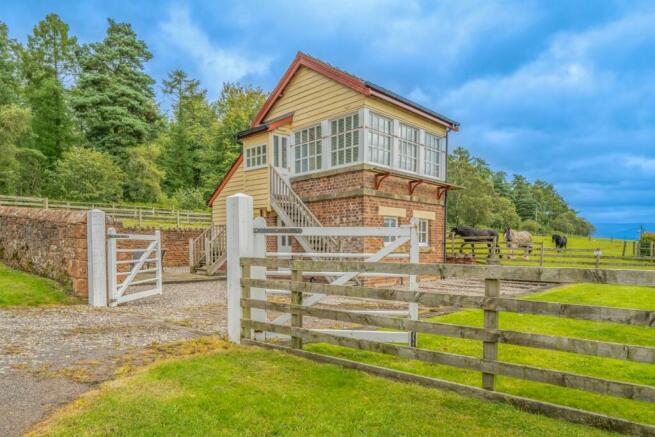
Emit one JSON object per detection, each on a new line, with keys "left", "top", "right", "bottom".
{"left": 448, "top": 236, "right": 655, "bottom": 269}
{"left": 239, "top": 258, "right": 655, "bottom": 435}
{"left": 0, "top": 194, "right": 211, "bottom": 227}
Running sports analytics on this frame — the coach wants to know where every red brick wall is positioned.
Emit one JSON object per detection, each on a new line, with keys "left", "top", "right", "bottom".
{"left": 0, "top": 206, "right": 88, "bottom": 297}
{"left": 291, "top": 168, "right": 446, "bottom": 286}
{"left": 115, "top": 225, "right": 203, "bottom": 267}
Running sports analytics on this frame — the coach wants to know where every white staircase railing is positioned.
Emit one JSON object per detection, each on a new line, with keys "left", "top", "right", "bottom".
{"left": 189, "top": 224, "right": 227, "bottom": 275}
{"left": 269, "top": 166, "right": 340, "bottom": 255}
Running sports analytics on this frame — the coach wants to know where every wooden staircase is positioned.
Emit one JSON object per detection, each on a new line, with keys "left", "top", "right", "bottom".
{"left": 189, "top": 224, "right": 227, "bottom": 275}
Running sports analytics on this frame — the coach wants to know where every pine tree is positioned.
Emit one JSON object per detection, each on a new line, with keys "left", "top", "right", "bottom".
{"left": 21, "top": 14, "right": 78, "bottom": 162}
{"left": 0, "top": 22, "right": 22, "bottom": 106}
{"left": 511, "top": 174, "right": 538, "bottom": 221}
{"left": 72, "top": 19, "right": 159, "bottom": 164}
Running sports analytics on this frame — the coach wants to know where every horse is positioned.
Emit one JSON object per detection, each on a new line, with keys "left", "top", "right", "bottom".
{"left": 552, "top": 234, "right": 567, "bottom": 251}
{"left": 504, "top": 227, "right": 533, "bottom": 260}
{"left": 450, "top": 225, "right": 499, "bottom": 258}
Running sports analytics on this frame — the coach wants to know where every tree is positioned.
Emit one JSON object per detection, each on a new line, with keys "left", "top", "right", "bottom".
{"left": 16, "top": 147, "right": 48, "bottom": 195}
{"left": 72, "top": 19, "right": 159, "bottom": 164}
{"left": 199, "top": 82, "right": 265, "bottom": 194}
{"left": 124, "top": 143, "right": 164, "bottom": 203}
{"left": 46, "top": 146, "right": 125, "bottom": 202}
{"left": 159, "top": 70, "right": 216, "bottom": 193}
{"left": 0, "top": 22, "right": 22, "bottom": 105}
{"left": 492, "top": 171, "right": 512, "bottom": 198}
{"left": 22, "top": 14, "right": 78, "bottom": 162}
{"left": 511, "top": 174, "right": 538, "bottom": 220}
{"left": 447, "top": 147, "right": 495, "bottom": 226}
{"left": 489, "top": 196, "right": 520, "bottom": 230}
{"left": 0, "top": 105, "right": 32, "bottom": 193}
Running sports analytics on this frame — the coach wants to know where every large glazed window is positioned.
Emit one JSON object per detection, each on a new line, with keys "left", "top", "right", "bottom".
{"left": 424, "top": 132, "right": 446, "bottom": 178}
{"left": 368, "top": 112, "right": 392, "bottom": 166}
{"left": 398, "top": 124, "right": 419, "bottom": 172}
{"left": 294, "top": 125, "right": 322, "bottom": 173}
{"left": 330, "top": 113, "right": 360, "bottom": 167}
{"left": 273, "top": 135, "right": 288, "bottom": 168}
{"left": 245, "top": 144, "right": 267, "bottom": 169}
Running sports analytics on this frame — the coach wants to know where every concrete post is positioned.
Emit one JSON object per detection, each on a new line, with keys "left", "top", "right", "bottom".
{"left": 226, "top": 194, "right": 254, "bottom": 343}
{"left": 87, "top": 209, "right": 107, "bottom": 307}
{"left": 409, "top": 217, "right": 420, "bottom": 347}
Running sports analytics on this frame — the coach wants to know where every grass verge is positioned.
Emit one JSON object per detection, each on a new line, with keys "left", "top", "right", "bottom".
{"left": 306, "top": 283, "right": 655, "bottom": 425}
{"left": 0, "top": 262, "right": 79, "bottom": 307}
{"left": 31, "top": 339, "right": 611, "bottom": 436}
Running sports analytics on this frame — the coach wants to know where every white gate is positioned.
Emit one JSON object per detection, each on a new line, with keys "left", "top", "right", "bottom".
{"left": 226, "top": 194, "right": 419, "bottom": 346}
{"left": 107, "top": 227, "right": 163, "bottom": 306}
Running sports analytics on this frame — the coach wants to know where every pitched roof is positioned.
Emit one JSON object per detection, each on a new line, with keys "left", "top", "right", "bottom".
{"left": 251, "top": 52, "right": 459, "bottom": 131}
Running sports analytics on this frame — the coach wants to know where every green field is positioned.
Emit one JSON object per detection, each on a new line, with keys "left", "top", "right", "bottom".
{"left": 306, "top": 283, "right": 655, "bottom": 425}
{"left": 0, "top": 262, "right": 79, "bottom": 307}
{"left": 34, "top": 341, "right": 611, "bottom": 436}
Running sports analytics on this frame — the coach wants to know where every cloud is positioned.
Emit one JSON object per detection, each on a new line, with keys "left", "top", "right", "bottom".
{"left": 623, "top": 155, "right": 655, "bottom": 172}
{"left": 158, "top": 5, "right": 271, "bottom": 96}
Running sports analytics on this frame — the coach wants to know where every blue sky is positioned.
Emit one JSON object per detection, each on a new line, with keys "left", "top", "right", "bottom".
{"left": 3, "top": 0, "right": 655, "bottom": 225}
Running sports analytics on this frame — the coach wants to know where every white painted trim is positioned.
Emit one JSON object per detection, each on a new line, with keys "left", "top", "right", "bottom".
{"left": 86, "top": 209, "right": 107, "bottom": 307}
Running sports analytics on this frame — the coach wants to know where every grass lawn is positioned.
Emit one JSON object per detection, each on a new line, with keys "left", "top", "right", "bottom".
{"left": 306, "top": 283, "right": 655, "bottom": 425}
{"left": 33, "top": 341, "right": 612, "bottom": 436}
{"left": 0, "top": 262, "right": 79, "bottom": 307}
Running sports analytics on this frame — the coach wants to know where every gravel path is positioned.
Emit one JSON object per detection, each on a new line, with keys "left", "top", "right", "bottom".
{"left": 0, "top": 276, "right": 549, "bottom": 436}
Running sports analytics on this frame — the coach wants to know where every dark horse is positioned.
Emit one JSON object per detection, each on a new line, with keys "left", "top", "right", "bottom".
{"left": 552, "top": 234, "right": 568, "bottom": 251}
{"left": 450, "top": 225, "right": 499, "bottom": 257}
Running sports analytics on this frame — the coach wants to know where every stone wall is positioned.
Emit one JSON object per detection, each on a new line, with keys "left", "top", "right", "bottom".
{"left": 0, "top": 206, "right": 88, "bottom": 297}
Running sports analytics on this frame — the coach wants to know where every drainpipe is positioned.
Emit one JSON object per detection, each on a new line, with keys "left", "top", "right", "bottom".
{"left": 442, "top": 130, "right": 450, "bottom": 263}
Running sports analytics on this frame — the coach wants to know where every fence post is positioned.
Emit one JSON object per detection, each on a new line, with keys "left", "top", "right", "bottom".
{"left": 252, "top": 217, "right": 267, "bottom": 341}
{"left": 138, "top": 209, "right": 143, "bottom": 227}
{"left": 44, "top": 197, "right": 48, "bottom": 210}
{"left": 176, "top": 211, "right": 180, "bottom": 228}
{"left": 622, "top": 241, "right": 627, "bottom": 257}
{"left": 87, "top": 209, "right": 107, "bottom": 307}
{"left": 482, "top": 278, "right": 500, "bottom": 390}
{"left": 408, "top": 217, "right": 420, "bottom": 347}
{"left": 291, "top": 262, "right": 304, "bottom": 349}
{"left": 226, "top": 194, "right": 254, "bottom": 344}
{"left": 240, "top": 259, "right": 252, "bottom": 341}
{"left": 594, "top": 248, "right": 601, "bottom": 269}
{"left": 188, "top": 238, "right": 195, "bottom": 273}
{"left": 540, "top": 242, "right": 545, "bottom": 267}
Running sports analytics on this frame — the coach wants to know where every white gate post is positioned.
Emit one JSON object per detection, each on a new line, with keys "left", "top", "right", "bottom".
{"left": 155, "top": 230, "right": 163, "bottom": 292}
{"left": 227, "top": 194, "right": 254, "bottom": 344}
{"left": 87, "top": 209, "right": 107, "bottom": 307}
{"left": 409, "top": 217, "right": 420, "bottom": 346}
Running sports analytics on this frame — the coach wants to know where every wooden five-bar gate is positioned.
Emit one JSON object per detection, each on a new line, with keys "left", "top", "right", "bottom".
{"left": 237, "top": 259, "right": 655, "bottom": 435}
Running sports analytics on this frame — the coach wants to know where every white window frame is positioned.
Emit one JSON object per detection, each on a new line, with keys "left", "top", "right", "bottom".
{"left": 368, "top": 112, "right": 392, "bottom": 167}
{"left": 398, "top": 123, "right": 419, "bottom": 172}
{"left": 245, "top": 144, "right": 267, "bottom": 170}
{"left": 383, "top": 216, "right": 399, "bottom": 245}
{"left": 424, "top": 132, "right": 445, "bottom": 179}
{"left": 294, "top": 125, "right": 322, "bottom": 174}
{"left": 330, "top": 113, "right": 360, "bottom": 167}
{"left": 417, "top": 218, "right": 429, "bottom": 247}
{"left": 273, "top": 135, "right": 288, "bottom": 169}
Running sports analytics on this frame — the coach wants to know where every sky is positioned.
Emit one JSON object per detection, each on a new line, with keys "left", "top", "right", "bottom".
{"left": 2, "top": 0, "right": 655, "bottom": 227}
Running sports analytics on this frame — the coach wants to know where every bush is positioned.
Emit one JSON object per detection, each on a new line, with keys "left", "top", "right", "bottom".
{"left": 46, "top": 146, "right": 125, "bottom": 202}
{"left": 171, "top": 187, "right": 206, "bottom": 210}
{"left": 520, "top": 219, "right": 541, "bottom": 234}
{"left": 641, "top": 233, "right": 655, "bottom": 244}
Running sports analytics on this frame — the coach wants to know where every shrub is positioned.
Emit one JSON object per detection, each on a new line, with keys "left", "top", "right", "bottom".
{"left": 171, "top": 187, "right": 206, "bottom": 210}
{"left": 520, "top": 219, "right": 541, "bottom": 234}
{"left": 46, "top": 146, "right": 125, "bottom": 202}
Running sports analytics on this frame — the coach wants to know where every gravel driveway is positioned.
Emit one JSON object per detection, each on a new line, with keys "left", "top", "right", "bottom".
{"left": 0, "top": 276, "right": 548, "bottom": 436}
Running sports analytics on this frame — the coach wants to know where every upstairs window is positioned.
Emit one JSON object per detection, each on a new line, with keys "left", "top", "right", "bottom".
{"left": 368, "top": 112, "right": 392, "bottom": 166}
{"left": 245, "top": 144, "right": 267, "bottom": 169}
{"left": 424, "top": 132, "right": 446, "bottom": 178}
{"left": 294, "top": 125, "right": 322, "bottom": 173}
{"left": 273, "top": 135, "right": 288, "bottom": 168}
{"left": 398, "top": 124, "right": 419, "bottom": 172}
{"left": 331, "top": 113, "right": 360, "bottom": 166}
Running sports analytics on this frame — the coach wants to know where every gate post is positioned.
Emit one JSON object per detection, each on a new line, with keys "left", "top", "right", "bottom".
{"left": 227, "top": 194, "right": 254, "bottom": 344}
{"left": 409, "top": 217, "right": 420, "bottom": 347}
{"left": 87, "top": 209, "right": 107, "bottom": 307}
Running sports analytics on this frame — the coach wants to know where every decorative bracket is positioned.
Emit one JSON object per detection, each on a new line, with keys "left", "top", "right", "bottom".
{"left": 437, "top": 186, "right": 449, "bottom": 200}
{"left": 374, "top": 172, "right": 390, "bottom": 190}
{"left": 409, "top": 179, "right": 424, "bottom": 195}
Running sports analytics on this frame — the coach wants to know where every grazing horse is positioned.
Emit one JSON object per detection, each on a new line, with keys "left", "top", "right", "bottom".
{"left": 552, "top": 234, "right": 568, "bottom": 251}
{"left": 504, "top": 227, "right": 533, "bottom": 259}
{"left": 450, "top": 225, "right": 498, "bottom": 258}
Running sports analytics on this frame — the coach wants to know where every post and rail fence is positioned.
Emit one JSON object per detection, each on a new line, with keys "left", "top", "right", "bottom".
{"left": 0, "top": 194, "right": 211, "bottom": 227}
{"left": 448, "top": 235, "right": 655, "bottom": 269}
{"left": 236, "top": 258, "right": 655, "bottom": 435}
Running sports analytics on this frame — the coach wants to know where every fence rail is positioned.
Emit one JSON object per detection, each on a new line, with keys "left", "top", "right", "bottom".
{"left": 448, "top": 236, "right": 655, "bottom": 269}
{"left": 0, "top": 194, "right": 211, "bottom": 227}
{"left": 239, "top": 258, "right": 655, "bottom": 434}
